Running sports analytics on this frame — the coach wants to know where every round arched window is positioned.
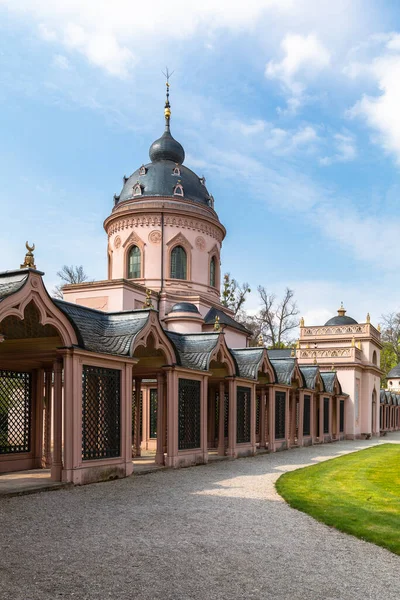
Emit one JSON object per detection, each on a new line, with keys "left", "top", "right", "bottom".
{"left": 127, "top": 245, "right": 141, "bottom": 279}
{"left": 170, "top": 246, "right": 187, "bottom": 280}
{"left": 210, "top": 256, "right": 216, "bottom": 287}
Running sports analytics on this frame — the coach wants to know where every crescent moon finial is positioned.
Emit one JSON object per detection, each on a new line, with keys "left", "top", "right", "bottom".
{"left": 26, "top": 241, "right": 35, "bottom": 252}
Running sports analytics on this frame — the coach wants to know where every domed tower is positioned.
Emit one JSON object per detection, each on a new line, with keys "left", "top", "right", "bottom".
{"left": 103, "top": 80, "right": 226, "bottom": 317}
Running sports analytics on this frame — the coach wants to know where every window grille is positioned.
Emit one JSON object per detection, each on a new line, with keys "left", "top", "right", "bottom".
{"left": 237, "top": 386, "right": 251, "bottom": 444}
{"left": 275, "top": 391, "right": 286, "bottom": 439}
{"left": 128, "top": 245, "right": 141, "bottom": 279}
{"left": 339, "top": 400, "right": 345, "bottom": 432}
{"left": 210, "top": 256, "right": 216, "bottom": 287}
{"left": 170, "top": 245, "right": 187, "bottom": 280}
{"left": 132, "top": 390, "right": 143, "bottom": 441}
{"left": 323, "top": 397, "right": 330, "bottom": 434}
{"left": 303, "top": 395, "right": 311, "bottom": 436}
{"left": 82, "top": 365, "right": 121, "bottom": 461}
{"left": 149, "top": 388, "right": 157, "bottom": 439}
{"left": 0, "top": 370, "right": 31, "bottom": 454}
{"left": 178, "top": 379, "right": 201, "bottom": 450}
{"left": 255, "top": 394, "right": 260, "bottom": 436}
{"left": 215, "top": 390, "right": 229, "bottom": 439}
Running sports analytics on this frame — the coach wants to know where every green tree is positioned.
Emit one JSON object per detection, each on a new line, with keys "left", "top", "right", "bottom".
{"left": 221, "top": 273, "right": 251, "bottom": 317}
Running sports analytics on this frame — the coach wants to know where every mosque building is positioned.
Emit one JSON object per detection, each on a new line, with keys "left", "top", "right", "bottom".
{"left": 0, "top": 83, "right": 398, "bottom": 485}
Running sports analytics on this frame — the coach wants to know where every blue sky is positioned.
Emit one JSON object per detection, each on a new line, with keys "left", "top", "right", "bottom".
{"left": 1, "top": 0, "right": 400, "bottom": 325}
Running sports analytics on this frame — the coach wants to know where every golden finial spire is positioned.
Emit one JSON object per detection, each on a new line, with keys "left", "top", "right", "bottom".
{"left": 162, "top": 67, "right": 174, "bottom": 128}
{"left": 296, "top": 339, "right": 300, "bottom": 349}
{"left": 20, "top": 241, "right": 36, "bottom": 270}
{"left": 366, "top": 312, "right": 370, "bottom": 324}
{"left": 338, "top": 302, "right": 346, "bottom": 317}
{"left": 300, "top": 316, "right": 305, "bottom": 327}
{"left": 257, "top": 334, "right": 264, "bottom": 347}
{"left": 291, "top": 348, "right": 295, "bottom": 357}
{"left": 143, "top": 289, "right": 154, "bottom": 309}
{"left": 214, "top": 315, "right": 221, "bottom": 332}
{"left": 378, "top": 324, "right": 381, "bottom": 333}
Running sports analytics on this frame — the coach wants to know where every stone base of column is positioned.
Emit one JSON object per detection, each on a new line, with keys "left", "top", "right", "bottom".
{"left": 155, "top": 451, "right": 165, "bottom": 465}
{"left": 51, "top": 463, "right": 62, "bottom": 481}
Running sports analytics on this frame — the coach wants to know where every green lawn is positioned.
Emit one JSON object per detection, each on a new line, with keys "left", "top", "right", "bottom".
{"left": 276, "top": 444, "right": 400, "bottom": 555}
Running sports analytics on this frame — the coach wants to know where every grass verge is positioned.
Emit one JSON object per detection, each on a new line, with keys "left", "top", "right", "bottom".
{"left": 275, "top": 444, "right": 400, "bottom": 555}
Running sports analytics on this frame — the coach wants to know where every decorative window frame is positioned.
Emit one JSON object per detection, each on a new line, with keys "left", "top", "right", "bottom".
{"left": 199, "top": 176, "right": 206, "bottom": 186}
{"left": 166, "top": 232, "right": 193, "bottom": 281}
{"left": 173, "top": 181, "right": 184, "bottom": 196}
{"left": 133, "top": 182, "right": 143, "bottom": 197}
{"left": 123, "top": 231, "right": 146, "bottom": 279}
{"left": 208, "top": 244, "right": 220, "bottom": 290}
{"left": 172, "top": 165, "right": 181, "bottom": 176}
{"left": 139, "top": 165, "right": 147, "bottom": 176}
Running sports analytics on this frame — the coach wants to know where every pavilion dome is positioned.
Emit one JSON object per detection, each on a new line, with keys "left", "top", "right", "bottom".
{"left": 114, "top": 84, "right": 213, "bottom": 208}
{"left": 324, "top": 304, "right": 358, "bottom": 326}
{"left": 387, "top": 364, "right": 400, "bottom": 378}
{"left": 169, "top": 302, "right": 200, "bottom": 314}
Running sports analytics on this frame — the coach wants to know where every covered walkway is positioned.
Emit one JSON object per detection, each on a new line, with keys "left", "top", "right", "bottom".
{"left": 1, "top": 433, "right": 400, "bottom": 600}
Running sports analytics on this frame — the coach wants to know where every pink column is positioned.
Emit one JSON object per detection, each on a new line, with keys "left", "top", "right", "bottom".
{"left": 319, "top": 395, "right": 324, "bottom": 442}
{"left": 259, "top": 388, "right": 266, "bottom": 449}
{"left": 250, "top": 383, "right": 256, "bottom": 454}
{"left": 310, "top": 393, "right": 315, "bottom": 443}
{"left": 123, "top": 364, "right": 133, "bottom": 476}
{"left": 285, "top": 390, "right": 290, "bottom": 448}
{"left": 43, "top": 369, "right": 53, "bottom": 468}
{"left": 298, "top": 391, "right": 304, "bottom": 447}
{"left": 51, "top": 360, "right": 63, "bottom": 481}
{"left": 155, "top": 372, "right": 165, "bottom": 465}
{"left": 134, "top": 377, "right": 142, "bottom": 457}
{"left": 329, "top": 396, "right": 333, "bottom": 440}
{"left": 217, "top": 381, "right": 225, "bottom": 456}
{"left": 33, "top": 368, "right": 45, "bottom": 469}
{"left": 165, "top": 369, "right": 178, "bottom": 467}
{"left": 141, "top": 386, "right": 149, "bottom": 451}
{"left": 227, "top": 378, "right": 237, "bottom": 458}
{"left": 268, "top": 387, "right": 275, "bottom": 452}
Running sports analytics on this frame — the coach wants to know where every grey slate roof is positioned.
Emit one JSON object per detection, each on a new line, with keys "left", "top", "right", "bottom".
{"left": 320, "top": 371, "right": 342, "bottom": 394}
{"left": 269, "top": 358, "right": 296, "bottom": 386}
{"left": 324, "top": 315, "right": 358, "bottom": 326}
{"left": 387, "top": 363, "right": 400, "bottom": 378}
{"left": 267, "top": 349, "right": 292, "bottom": 359}
{"left": 230, "top": 348, "right": 264, "bottom": 380}
{"left": 55, "top": 300, "right": 150, "bottom": 356}
{"left": 0, "top": 270, "right": 30, "bottom": 302}
{"left": 165, "top": 331, "right": 220, "bottom": 371}
{"left": 204, "top": 307, "right": 250, "bottom": 335}
{"left": 380, "top": 389, "right": 386, "bottom": 403}
{"left": 169, "top": 302, "right": 200, "bottom": 314}
{"left": 299, "top": 366, "right": 319, "bottom": 390}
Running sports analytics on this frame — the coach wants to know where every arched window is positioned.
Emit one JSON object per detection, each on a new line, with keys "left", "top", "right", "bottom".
{"left": 133, "top": 183, "right": 142, "bottom": 197}
{"left": 170, "top": 246, "right": 187, "bottom": 280}
{"left": 173, "top": 183, "right": 184, "bottom": 196}
{"left": 173, "top": 166, "right": 181, "bottom": 176}
{"left": 210, "top": 256, "right": 216, "bottom": 287}
{"left": 372, "top": 350, "right": 377, "bottom": 365}
{"left": 127, "top": 245, "right": 141, "bottom": 279}
{"left": 139, "top": 165, "right": 146, "bottom": 176}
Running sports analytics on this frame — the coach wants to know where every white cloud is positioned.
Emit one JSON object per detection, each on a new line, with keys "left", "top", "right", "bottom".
{"left": 320, "top": 133, "right": 357, "bottom": 166}
{"left": 38, "top": 23, "right": 57, "bottom": 41}
{"left": 52, "top": 54, "right": 71, "bottom": 70}
{"left": 265, "top": 33, "right": 331, "bottom": 111}
{"left": 347, "top": 33, "right": 400, "bottom": 164}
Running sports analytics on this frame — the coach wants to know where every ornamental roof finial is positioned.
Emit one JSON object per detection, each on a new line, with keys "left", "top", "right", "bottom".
{"left": 143, "top": 289, "right": 154, "bottom": 309}
{"left": 338, "top": 302, "right": 346, "bottom": 317}
{"left": 366, "top": 312, "right": 370, "bottom": 324}
{"left": 20, "top": 241, "right": 36, "bottom": 270}
{"left": 300, "top": 316, "right": 304, "bottom": 327}
{"left": 162, "top": 67, "right": 174, "bottom": 130}
{"left": 214, "top": 315, "right": 221, "bottom": 332}
{"left": 257, "top": 334, "right": 264, "bottom": 347}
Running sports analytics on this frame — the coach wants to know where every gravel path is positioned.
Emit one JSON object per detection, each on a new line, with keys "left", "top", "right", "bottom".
{"left": 1, "top": 434, "right": 400, "bottom": 600}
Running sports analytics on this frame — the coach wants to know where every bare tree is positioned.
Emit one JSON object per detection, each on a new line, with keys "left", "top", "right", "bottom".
{"left": 221, "top": 273, "right": 251, "bottom": 317}
{"left": 256, "top": 287, "right": 299, "bottom": 348}
{"left": 53, "top": 265, "right": 90, "bottom": 299}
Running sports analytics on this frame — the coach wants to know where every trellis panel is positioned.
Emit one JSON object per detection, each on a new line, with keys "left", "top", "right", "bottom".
{"left": 82, "top": 365, "right": 121, "bottom": 461}
{"left": 0, "top": 371, "right": 31, "bottom": 454}
{"left": 275, "top": 391, "right": 286, "bottom": 440}
{"left": 303, "top": 395, "right": 311, "bottom": 436}
{"left": 178, "top": 379, "right": 201, "bottom": 450}
{"left": 237, "top": 387, "right": 251, "bottom": 444}
{"left": 323, "top": 397, "right": 330, "bottom": 434}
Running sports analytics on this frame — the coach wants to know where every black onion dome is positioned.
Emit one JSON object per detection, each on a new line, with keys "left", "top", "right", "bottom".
{"left": 118, "top": 161, "right": 211, "bottom": 205}
{"left": 149, "top": 128, "right": 185, "bottom": 164}
{"left": 324, "top": 304, "right": 358, "bottom": 326}
{"left": 170, "top": 302, "right": 200, "bottom": 314}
